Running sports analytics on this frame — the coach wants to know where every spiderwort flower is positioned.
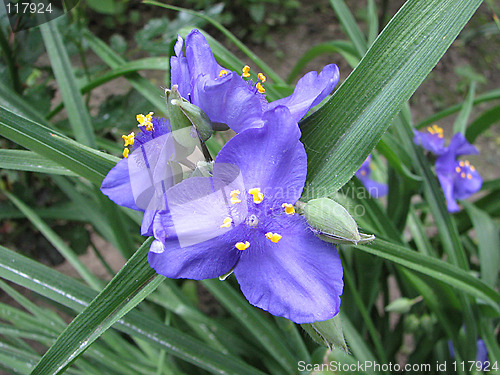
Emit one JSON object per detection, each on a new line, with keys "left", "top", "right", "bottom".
{"left": 413, "top": 124, "right": 446, "bottom": 154}
{"left": 101, "top": 115, "right": 195, "bottom": 235}
{"left": 355, "top": 155, "right": 388, "bottom": 198}
{"left": 414, "top": 129, "right": 482, "bottom": 213}
{"left": 171, "top": 29, "right": 340, "bottom": 132}
{"left": 148, "top": 107, "right": 344, "bottom": 323}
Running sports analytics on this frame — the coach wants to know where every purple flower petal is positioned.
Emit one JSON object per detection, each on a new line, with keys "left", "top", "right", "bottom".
{"left": 170, "top": 35, "right": 191, "bottom": 99}
{"left": 413, "top": 129, "right": 446, "bottom": 155}
{"left": 267, "top": 64, "right": 340, "bottom": 123}
{"left": 355, "top": 155, "right": 388, "bottom": 198}
{"left": 192, "top": 73, "right": 265, "bottom": 132}
{"left": 148, "top": 229, "right": 241, "bottom": 280}
{"left": 185, "top": 29, "right": 225, "bottom": 82}
{"left": 101, "top": 157, "right": 141, "bottom": 211}
{"left": 215, "top": 106, "right": 307, "bottom": 204}
{"left": 437, "top": 173, "right": 460, "bottom": 213}
{"left": 234, "top": 214, "right": 343, "bottom": 323}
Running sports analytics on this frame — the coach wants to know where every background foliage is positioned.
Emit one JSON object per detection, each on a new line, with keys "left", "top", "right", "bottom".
{"left": 0, "top": 0, "right": 499, "bottom": 374}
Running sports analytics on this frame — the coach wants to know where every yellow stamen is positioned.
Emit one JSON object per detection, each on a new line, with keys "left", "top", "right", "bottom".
{"left": 282, "top": 203, "right": 295, "bottom": 215}
{"left": 256, "top": 82, "right": 265, "bottom": 94}
{"left": 470, "top": 165, "right": 476, "bottom": 172}
{"left": 461, "top": 172, "right": 466, "bottom": 179}
{"left": 230, "top": 190, "right": 241, "bottom": 204}
{"left": 242, "top": 65, "right": 251, "bottom": 77}
{"left": 257, "top": 73, "right": 266, "bottom": 83}
{"left": 122, "top": 148, "right": 129, "bottom": 158}
{"left": 235, "top": 241, "right": 250, "bottom": 251}
{"left": 137, "top": 112, "right": 154, "bottom": 131}
{"left": 122, "top": 132, "right": 135, "bottom": 147}
{"left": 427, "top": 126, "right": 435, "bottom": 134}
{"left": 265, "top": 232, "right": 282, "bottom": 243}
{"left": 464, "top": 160, "right": 470, "bottom": 166}
{"left": 220, "top": 217, "right": 233, "bottom": 228}
{"left": 467, "top": 174, "right": 472, "bottom": 179}
{"left": 459, "top": 161, "right": 465, "bottom": 167}
{"left": 455, "top": 166, "right": 461, "bottom": 173}
{"left": 360, "top": 170, "right": 367, "bottom": 176}
{"left": 248, "top": 188, "right": 264, "bottom": 204}
{"left": 219, "top": 70, "right": 228, "bottom": 77}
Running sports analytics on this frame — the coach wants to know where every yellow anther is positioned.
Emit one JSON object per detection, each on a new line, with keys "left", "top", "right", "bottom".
{"left": 220, "top": 217, "right": 233, "bottom": 228}
{"left": 360, "top": 170, "right": 367, "bottom": 176}
{"left": 282, "top": 203, "right": 295, "bottom": 215}
{"left": 242, "top": 65, "right": 251, "bottom": 77}
{"left": 470, "top": 165, "right": 476, "bottom": 172}
{"left": 455, "top": 166, "right": 461, "bottom": 173}
{"left": 459, "top": 161, "right": 465, "bottom": 167}
{"left": 230, "top": 190, "right": 241, "bottom": 204}
{"left": 464, "top": 160, "right": 470, "bottom": 166}
{"left": 137, "top": 112, "right": 154, "bottom": 131}
{"left": 256, "top": 82, "right": 265, "bottom": 94}
{"left": 122, "top": 132, "right": 135, "bottom": 147}
{"left": 122, "top": 148, "right": 129, "bottom": 158}
{"left": 248, "top": 188, "right": 264, "bottom": 204}
{"left": 427, "top": 126, "right": 435, "bottom": 134}
{"left": 467, "top": 174, "right": 472, "bottom": 179}
{"left": 257, "top": 73, "right": 266, "bottom": 83}
{"left": 219, "top": 70, "right": 228, "bottom": 77}
{"left": 235, "top": 241, "right": 250, "bottom": 251}
{"left": 265, "top": 232, "right": 282, "bottom": 243}
{"left": 461, "top": 172, "right": 466, "bottom": 179}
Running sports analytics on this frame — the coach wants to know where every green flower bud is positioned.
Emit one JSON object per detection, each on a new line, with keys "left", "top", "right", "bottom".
{"left": 165, "top": 85, "right": 213, "bottom": 146}
{"left": 385, "top": 296, "right": 422, "bottom": 314}
{"left": 301, "top": 314, "right": 347, "bottom": 352}
{"left": 404, "top": 314, "right": 420, "bottom": 333}
{"left": 303, "top": 197, "right": 375, "bottom": 245}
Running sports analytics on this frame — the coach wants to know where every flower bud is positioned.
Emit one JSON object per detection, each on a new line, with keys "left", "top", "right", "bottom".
{"left": 165, "top": 86, "right": 213, "bottom": 146}
{"left": 301, "top": 314, "right": 347, "bottom": 351}
{"left": 303, "top": 197, "right": 375, "bottom": 245}
{"left": 385, "top": 296, "right": 422, "bottom": 314}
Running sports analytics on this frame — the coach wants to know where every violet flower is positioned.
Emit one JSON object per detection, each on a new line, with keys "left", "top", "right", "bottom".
{"left": 414, "top": 128, "right": 482, "bottom": 213}
{"left": 449, "top": 339, "right": 488, "bottom": 370}
{"left": 101, "top": 116, "right": 191, "bottom": 235}
{"left": 413, "top": 124, "right": 446, "bottom": 155}
{"left": 148, "top": 107, "right": 344, "bottom": 323}
{"left": 355, "top": 155, "right": 388, "bottom": 198}
{"left": 171, "top": 29, "right": 340, "bottom": 132}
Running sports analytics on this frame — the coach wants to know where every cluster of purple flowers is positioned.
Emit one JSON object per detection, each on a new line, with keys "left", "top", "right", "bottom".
{"left": 413, "top": 125, "right": 482, "bottom": 212}
{"left": 101, "top": 30, "right": 344, "bottom": 323}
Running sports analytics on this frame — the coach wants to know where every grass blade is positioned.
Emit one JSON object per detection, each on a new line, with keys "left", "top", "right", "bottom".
{"left": 40, "top": 21, "right": 96, "bottom": 148}
{"left": 301, "top": 0, "right": 482, "bottom": 198}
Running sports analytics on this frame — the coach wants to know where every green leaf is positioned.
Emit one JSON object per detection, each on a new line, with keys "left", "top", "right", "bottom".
{"left": 301, "top": 0, "right": 482, "bottom": 198}
{"left": 464, "top": 202, "right": 500, "bottom": 287}
{"left": 0, "top": 149, "right": 76, "bottom": 175}
{"left": 3, "top": 190, "right": 103, "bottom": 290}
{"left": 143, "top": 1, "right": 284, "bottom": 85}
{"left": 202, "top": 279, "right": 297, "bottom": 374}
{"left": 0, "top": 245, "right": 266, "bottom": 375}
{"left": 301, "top": 314, "right": 347, "bottom": 351}
{"left": 367, "top": 0, "right": 379, "bottom": 46}
{"left": 40, "top": 21, "right": 96, "bottom": 148}
{"left": 355, "top": 239, "right": 500, "bottom": 310}
{"left": 329, "top": 0, "right": 367, "bottom": 57}
{"left": 465, "top": 104, "right": 500, "bottom": 143}
{"left": 416, "top": 87, "right": 500, "bottom": 129}
{"left": 453, "top": 81, "right": 476, "bottom": 134}
{"left": 286, "top": 41, "right": 359, "bottom": 84}
{"left": 0, "top": 107, "right": 114, "bottom": 185}
{"left": 82, "top": 30, "right": 167, "bottom": 115}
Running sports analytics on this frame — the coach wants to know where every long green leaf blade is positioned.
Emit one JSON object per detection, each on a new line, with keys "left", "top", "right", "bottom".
{"left": 40, "top": 21, "right": 96, "bottom": 148}
{"left": 301, "top": 0, "right": 482, "bottom": 198}
{"left": 355, "top": 239, "right": 500, "bottom": 310}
